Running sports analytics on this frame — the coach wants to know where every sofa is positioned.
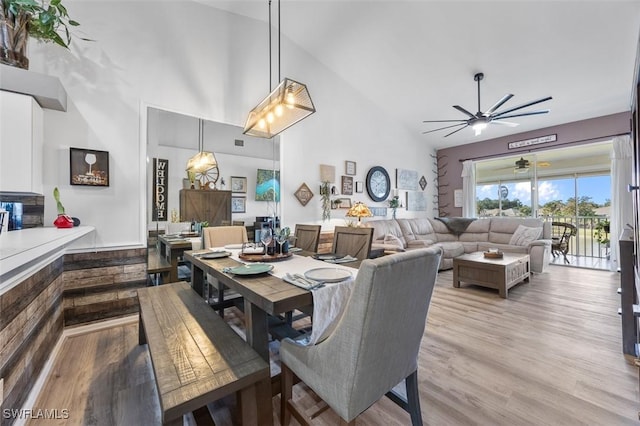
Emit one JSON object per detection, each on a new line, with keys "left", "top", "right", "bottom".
{"left": 368, "top": 217, "right": 552, "bottom": 273}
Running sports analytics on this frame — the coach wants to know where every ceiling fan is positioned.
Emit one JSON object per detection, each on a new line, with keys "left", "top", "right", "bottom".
{"left": 422, "top": 72, "right": 552, "bottom": 137}
{"left": 496, "top": 157, "right": 552, "bottom": 174}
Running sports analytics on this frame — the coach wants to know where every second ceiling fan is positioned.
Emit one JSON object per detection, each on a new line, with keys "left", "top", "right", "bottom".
{"left": 423, "top": 72, "right": 552, "bottom": 137}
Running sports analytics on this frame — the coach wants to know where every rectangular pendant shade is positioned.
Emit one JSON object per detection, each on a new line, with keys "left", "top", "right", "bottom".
{"left": 243, "top": 78, "right": 315, "bottom": 138}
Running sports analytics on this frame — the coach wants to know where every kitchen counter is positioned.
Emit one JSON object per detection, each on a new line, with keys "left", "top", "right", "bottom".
{"left": 0, "top": 225, "right": 95, "bottom": 294}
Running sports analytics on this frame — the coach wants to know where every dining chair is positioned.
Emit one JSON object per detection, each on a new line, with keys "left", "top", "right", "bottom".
{"left": 202, "top": 226, "right": 248, "bottom": 315}
{"left": 203, "top": 225, "right": 248, "bottom": 248}
{"left": 294, "top": 224, "right": 322, "bottom": 252}
{"left": 332, "top": 226, "right": 374, "bottom": 260}
{"left": 280, "top": 247, "right": 442, "bottom": 425}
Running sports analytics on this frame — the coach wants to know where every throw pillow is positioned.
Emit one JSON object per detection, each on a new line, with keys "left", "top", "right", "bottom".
{"left": 509, "top": 225, "right": 543, "bottom": 246}
{"left": 384, "top": 233, "right": 405, "bottom": 250}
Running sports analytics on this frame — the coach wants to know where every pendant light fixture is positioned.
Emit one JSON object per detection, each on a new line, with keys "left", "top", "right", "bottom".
{"left": 186, "top": 119, "right": 219, "bottom": 188}
{"left": 243, "top": 0, "right": 315, "bottom": 138}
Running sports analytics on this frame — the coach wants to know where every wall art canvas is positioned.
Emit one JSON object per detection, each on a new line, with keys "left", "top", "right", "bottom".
{"left": 396, "top": 168, "right": 419, "bottom": 191}
{"left": 369, "top": 206, "right": 388, "bottom": 217}
{"left": 70, "top": 148, "right": 109, "bottom": 186}
{"left": 152, "top": 158, "right": 168, "bottom": 221}
{"left": 406, "top": 191, "right": 427, "bottom": 211}
{"left": 255, "top": 169, "right": 280, "bottom": 201}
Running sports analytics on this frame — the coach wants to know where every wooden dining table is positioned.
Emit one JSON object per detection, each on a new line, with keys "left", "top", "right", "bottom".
{"left": 157, "top": 234, "right": 194, "bottom": 282}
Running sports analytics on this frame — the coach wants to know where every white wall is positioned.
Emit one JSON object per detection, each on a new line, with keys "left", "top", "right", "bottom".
{"left": 28, "top": 1, "right": 436, "bottom": 248}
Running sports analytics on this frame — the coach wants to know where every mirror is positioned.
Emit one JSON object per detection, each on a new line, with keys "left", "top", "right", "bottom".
{"left": 146, "top": 106, "right": 281, "bottom": 245}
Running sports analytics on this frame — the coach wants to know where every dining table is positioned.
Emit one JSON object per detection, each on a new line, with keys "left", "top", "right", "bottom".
{"left": 157, "top": 234, "right": 196, "bottom": 282}
{"left": 184, "top": 248, "right": 360, "bottom": 424}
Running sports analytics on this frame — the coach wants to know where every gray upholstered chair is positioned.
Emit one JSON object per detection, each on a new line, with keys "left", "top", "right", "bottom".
{"left": 280, "top": 247, "right": 442, "bottom": 425}
{"left": 332, "top": 226, "right": 373, "bottom": 260}
{"left": 294, "top": 224, "right": 322, "bottom": 252}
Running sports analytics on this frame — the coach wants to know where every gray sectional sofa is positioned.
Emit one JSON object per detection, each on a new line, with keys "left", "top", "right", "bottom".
{"left": 368, "top": 217, "right": 552, "bottom": 273}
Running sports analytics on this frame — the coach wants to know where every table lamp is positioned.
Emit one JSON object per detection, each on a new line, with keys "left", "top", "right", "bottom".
{"left": 345, "top": 202, "right": 373, "bottom": 226}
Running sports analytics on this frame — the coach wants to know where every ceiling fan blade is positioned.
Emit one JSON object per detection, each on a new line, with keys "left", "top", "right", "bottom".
{"left": 485, "top": 94, "right": 514, "bottom": 115}
{"left": 492, "top": 96, "right": 552, "bottom": 118}
{"left": 422, "top": 119, "right": 468, "bottom": 123}
{"left": 453, "top": 105, "right": 477, "bottom": 118}
{"left": 491, "top": 110, "right": 550, "bottom": 120}
{"left": 490, "top": 120, "right": 519, "bottom": 127}
{"left": 422, "top": 123, "right": 467, "bottom": 134}
{"left": 444, "top": 124, "right": 469, "bottom": 137}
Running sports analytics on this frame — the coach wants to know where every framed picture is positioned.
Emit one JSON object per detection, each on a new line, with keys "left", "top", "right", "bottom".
{"left": 369, "top": 206, "right": 387, "bottom": 217}
{"left": 231, "top": 196, "right": 246, "bottom": 213}
{"left": 230, "top": 176, "right": 247, "bottom": 193}
{"left": 294, "top": 183, "right": 314, "bottom": 206}
{"left": 396, "top": 168, "right": 419, "bottom": 191}
{"left": 337, "top": 198, "right": 351, "bottom": 209}
{"left": 345, "top": 160, "right": 356, "bottom": 176}
{"left": 355, "top": 181, "right": 363, "bottom": 193}
{"left": 70, "top": 148, "right": 109, "bottom": 186}
{"left": 341, "top": 175, "right": 354, "bottom": 195}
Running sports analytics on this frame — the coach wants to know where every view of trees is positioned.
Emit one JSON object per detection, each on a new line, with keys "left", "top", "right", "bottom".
{"left": 477, "top": 196, "right": 609, "bottom": 217}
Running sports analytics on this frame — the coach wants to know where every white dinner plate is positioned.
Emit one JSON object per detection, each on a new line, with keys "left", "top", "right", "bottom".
{"left": 304, "top": 268, "right": 352, "bottom": 283}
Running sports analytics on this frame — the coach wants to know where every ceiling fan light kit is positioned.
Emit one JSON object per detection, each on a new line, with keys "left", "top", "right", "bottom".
{"left": 422, "top": 72, "right": 552, "bottom": 137}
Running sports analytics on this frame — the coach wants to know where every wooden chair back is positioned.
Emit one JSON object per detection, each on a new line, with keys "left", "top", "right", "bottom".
{"left": 294, "top": 224, "right": 322, "bottom": 252}
{"left": 332, "top": 226, "right": 373, "bottom": 260}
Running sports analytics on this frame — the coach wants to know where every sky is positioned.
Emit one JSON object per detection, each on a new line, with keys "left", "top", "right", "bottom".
{"left": 477, "top": 175, "right": 611, "bottom": 206}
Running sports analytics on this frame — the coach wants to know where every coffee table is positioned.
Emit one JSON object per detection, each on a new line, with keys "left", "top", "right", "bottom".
{"left": 453, "top": 252, "right": 530, "bottom": 298}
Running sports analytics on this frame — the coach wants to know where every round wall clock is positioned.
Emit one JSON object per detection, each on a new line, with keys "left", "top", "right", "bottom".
{"left": 366, "top": 166, "right": 391, "bottom": 202}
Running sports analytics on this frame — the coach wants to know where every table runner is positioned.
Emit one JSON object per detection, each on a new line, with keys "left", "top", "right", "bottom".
{"left": 216, "top": 247, "right": 357, "bottom": 344}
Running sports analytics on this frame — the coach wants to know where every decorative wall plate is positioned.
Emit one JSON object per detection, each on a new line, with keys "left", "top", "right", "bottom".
{"left": 294, "top": 182, "right": 314, "bottom": 206}
{"left": 419, "top": 175, "right": 427, "bottom": 190}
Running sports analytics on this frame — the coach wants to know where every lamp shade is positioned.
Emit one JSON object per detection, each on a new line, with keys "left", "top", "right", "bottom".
{"left": 345, "top": 202, "right": 373, "bottom": 220}
{"left": 243, "top": 78, "right": 316, "bottom": 138}
{"left": 186, "top": 151, "right": 217, "bottom": 174}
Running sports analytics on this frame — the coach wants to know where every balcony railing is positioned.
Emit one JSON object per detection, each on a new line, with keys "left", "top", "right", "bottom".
{"left": 543, "top": 215, "right": 610, "bottom": 259}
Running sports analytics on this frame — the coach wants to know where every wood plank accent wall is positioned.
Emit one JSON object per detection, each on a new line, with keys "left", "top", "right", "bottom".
{"left": 63, "top": 248, "right": 148, "bottom": 326}
{"left": 0, "top": 247, "right": 147, "bottom": 425}
{"left": 0, "top": 257, "right": 64, "bottom": 425}
{"left": 0, "top": 192, "right": 44, "bottom": 229}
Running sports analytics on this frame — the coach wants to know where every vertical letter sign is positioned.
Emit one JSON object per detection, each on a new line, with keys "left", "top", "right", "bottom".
{"left": 153, "top": 158, "right": 168, "bottom": 221}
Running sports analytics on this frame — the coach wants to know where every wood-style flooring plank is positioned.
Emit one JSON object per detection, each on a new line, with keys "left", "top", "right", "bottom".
{"left": 28, "top": 265, "right": 639, "bottom": 425}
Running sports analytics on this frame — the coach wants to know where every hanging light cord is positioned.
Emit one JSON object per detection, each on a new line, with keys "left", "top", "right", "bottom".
{"left": 268, "top": 0, "right": 272, "bottom": 92}
{"left": 278, "top": 0, "right": 281, "bottom": 82}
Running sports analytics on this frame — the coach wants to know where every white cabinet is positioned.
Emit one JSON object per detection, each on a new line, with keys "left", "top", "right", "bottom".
{"left": 0, "top": 91, "right": 43, "bottom": 193}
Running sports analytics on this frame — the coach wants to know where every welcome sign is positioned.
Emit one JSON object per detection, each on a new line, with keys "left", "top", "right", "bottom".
{"left": 153, "top": 158, "right": 168, "bottom": 221}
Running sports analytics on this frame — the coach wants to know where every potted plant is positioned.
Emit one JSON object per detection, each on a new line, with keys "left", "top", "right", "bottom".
{"left": 52, "top": 186, "right": 73, "bottom": 228}
{"left": 594, "top": 219, "right": 610, "bottom": 246}
{"left": 388, "top": 195, "right": 400, "bottom": 219}
{"left": 320, "top": 181, "right": 331, "bottom": 221}
{"left": 0, "top": 0, "right": 85, "bottom": 69}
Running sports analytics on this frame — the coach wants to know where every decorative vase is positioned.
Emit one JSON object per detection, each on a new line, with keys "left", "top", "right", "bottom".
{"left": 0, "top": 13, "right": 30, "bottom": 69}
{"left": 54, "top": 214, "right": 74, "bottom": 228}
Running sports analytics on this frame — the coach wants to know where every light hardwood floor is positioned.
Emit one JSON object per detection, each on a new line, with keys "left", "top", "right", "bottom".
{"left": 27, "top": 265, "right": 638, "bottom": 425}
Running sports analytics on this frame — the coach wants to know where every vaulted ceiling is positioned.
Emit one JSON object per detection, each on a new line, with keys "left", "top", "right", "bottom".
{"left": 203, "top": 1, "right": 640, "bottom": 149}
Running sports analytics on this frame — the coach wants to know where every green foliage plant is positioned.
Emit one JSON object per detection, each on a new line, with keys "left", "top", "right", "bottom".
{"left": 1, "top": 0, "right": 87, "bottom": 68}
{"left": 53, "top": 186, "right": 64, "bottom": 214}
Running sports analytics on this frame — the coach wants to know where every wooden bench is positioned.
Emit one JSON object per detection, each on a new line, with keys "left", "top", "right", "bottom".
{"left": 147, "top": 248, "right": 172, "bottom": 285}
{"left": 138, "top": 282, "right": 271, "bottom": 425}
